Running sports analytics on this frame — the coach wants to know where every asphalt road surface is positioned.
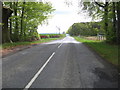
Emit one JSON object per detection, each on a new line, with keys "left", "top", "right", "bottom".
{"left": 2, "top": 36, "right": 118, "bottom": 89}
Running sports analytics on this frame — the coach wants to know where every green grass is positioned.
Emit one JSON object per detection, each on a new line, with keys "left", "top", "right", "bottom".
{"left": 1, "top": 38, "right": 63, "bottom": 49}
{"left": 74, "top": 36, "right": 118, "bottom": 66}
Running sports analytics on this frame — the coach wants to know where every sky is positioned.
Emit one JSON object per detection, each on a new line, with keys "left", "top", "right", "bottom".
{"left": 37, "top": 0, "right": 93, "bottom": 34}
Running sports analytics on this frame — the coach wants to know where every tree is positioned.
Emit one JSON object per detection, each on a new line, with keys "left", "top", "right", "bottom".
{"left": 2, "top": 6, "right": 13, "bottom": 43}
{"left": 116, "top": 2, "right": 120, "bottom": 44}
{"left": 20, "top": 1, "right": 25, "bottom": 40}
{"left": 3, "top": 1, "right": 54, "bottom": 43}
{"left": 9, "top": 2, "right": 13, "bottom": 40}
{"left": 67, "top": 22, "right": 102, "bottom": 36}
{"left": 79, "top": 0, "right": 119, "bottom": 44}
{"left": 13, "top": 1, "right": 19, "bottom": 41}
{"left": 0, "top": 1, "right": 2, "bottom": 44}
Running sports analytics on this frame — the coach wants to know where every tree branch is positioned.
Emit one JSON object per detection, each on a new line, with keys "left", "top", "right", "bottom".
{"left": 94, "top": 1, "right": 105, "bottom": 8}
{"left": 94, "top": 0, "right": 109, "bottom": 8}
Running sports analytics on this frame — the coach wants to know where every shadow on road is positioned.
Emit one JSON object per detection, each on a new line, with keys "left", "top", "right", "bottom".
{"left": 92, "top": 67, "right": 118, "bottom": 88}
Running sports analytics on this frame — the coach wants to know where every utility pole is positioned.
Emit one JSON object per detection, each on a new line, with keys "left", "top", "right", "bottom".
{"left": 56, "top": 26, "right": 60, "bottom": 34}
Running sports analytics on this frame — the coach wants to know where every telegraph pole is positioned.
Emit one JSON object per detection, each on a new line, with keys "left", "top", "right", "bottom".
{"left": 56, "top": 26, "right": 60, "bottom": 34}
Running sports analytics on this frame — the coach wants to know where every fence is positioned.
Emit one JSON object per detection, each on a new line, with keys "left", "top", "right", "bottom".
{"left": 97, "top": 34, "right": 106, "bottom": 41}
{"left": 79, "top": 35, "right": 106, "bottom": 41}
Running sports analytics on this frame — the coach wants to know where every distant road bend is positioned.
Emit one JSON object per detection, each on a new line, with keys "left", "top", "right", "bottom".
{"left": 3, "top": 36, "right": 118, "bottom": 88}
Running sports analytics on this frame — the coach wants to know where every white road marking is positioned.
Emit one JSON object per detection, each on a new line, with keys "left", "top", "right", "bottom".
{"left": 21, "top": 52, "right": 28, "bottom": 55}
{"left": 57, "top": 37, "right": 66, "bottom": 48}
{"left": 24, "top": 52, "right": 55, "bottom": 89}
{"left": 58, "top": 43, "right": 63, "bottom": 48}
{"left": 63, "top": 37, "right": 66, "bottom": 41}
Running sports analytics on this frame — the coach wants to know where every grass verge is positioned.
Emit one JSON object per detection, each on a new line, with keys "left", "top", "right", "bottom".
{"left": 1, "top": 37, "right": 64, "bottom": 49}
{"left": 74, "top": 36, "right": 118, "bottom": 66}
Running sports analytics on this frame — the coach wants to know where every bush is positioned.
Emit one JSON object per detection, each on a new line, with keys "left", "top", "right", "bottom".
{"left": 40, "top": 35, "right": 49, "bottom": 39}
{"left": 40, "top": 34, "right": 60, "bottom": 39}
{"left": 49, "top": 35, "right": 60, "bottom": 38}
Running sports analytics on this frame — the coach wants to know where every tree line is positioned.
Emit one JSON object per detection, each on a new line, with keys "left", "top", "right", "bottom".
{"left": 67, "top": 22, "right": 103, "bottom": 36}
{"left": 81, "top": 1, "right": 120, "bottom": 44}
{"left": 2, "top": 1, "right": 54, "bottom": 43}
{"left": 67, "top": 1, "right": 120, "bottom": 44}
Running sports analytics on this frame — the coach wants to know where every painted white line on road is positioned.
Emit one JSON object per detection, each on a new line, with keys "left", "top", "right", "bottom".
{"left": 24, "top": 52, "right": 55, "bottom": 89}
{"left": 63, "top": 37, "right": 66, "bottom": 41}
{"left": 57, "top": 37, "right": 66, "bottom": 48}
{"left": 58, "top": 43, "right": 63, "bottom": 48}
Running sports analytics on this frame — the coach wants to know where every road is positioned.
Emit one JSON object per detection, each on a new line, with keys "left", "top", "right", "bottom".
{"left": 2, "top": 36, "right": 118, "bottom": 89}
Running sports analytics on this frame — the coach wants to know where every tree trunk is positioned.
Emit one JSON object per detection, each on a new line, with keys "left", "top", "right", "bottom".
{"left": 112, "top": 2, "right": 116, "bottom": 34}
{"left": 2, "top": 7, "right": 13, "bottom": 43}
{"left": 116, "top": 2, "right": 120, "bottom": 44}
{"left": 14, "top": 2, "right": 19, "bottom": 41}
{"left": 109, "top": 2, "right": 117, "bottom": 43}
{"left": 104, "top": 2, "right": 109, "bottom": 41}
{"left": 9, "top": 2, "right": 13, "bottom": 41}
{"left": 0, "top": 1, "right": 2, "bottom": 44}
{"left": 20, "top": 1, "right": 25, "bottom": 41}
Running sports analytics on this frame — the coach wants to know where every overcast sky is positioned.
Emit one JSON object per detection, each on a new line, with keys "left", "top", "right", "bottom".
{"left": 37, "top": 0, "right": 92, "bottom": 34}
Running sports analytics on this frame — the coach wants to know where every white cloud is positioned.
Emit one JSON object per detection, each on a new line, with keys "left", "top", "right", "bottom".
{"left": 37, "top": 0, "right": 92, "bottom": 34}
